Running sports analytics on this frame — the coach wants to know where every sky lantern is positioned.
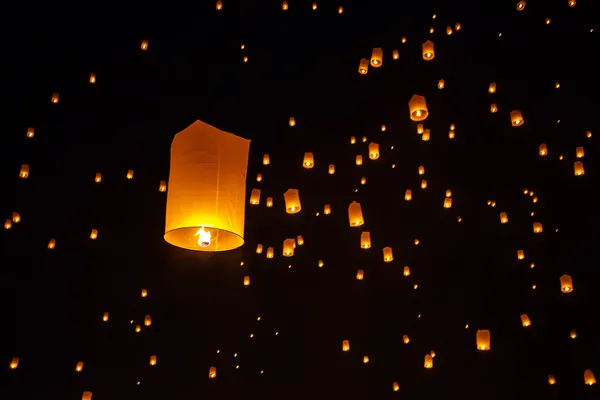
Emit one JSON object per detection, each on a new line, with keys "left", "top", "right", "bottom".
{"left": 141, "top": 40, "right": 148, "bottom": 50}
{"left": 303, "top": 152, "right": 315, "bottom": 168}
{"left": 82, "top": 392, "right": 93, "bottom": 400}
{"left": 408, "top": 95, "right": 429, "bottom": 121}
{"left": 360, "top": 232, "right": 371, "bottom": 249}
{"left": 19, "top": 164, "right": 29, "bottom": 178}
{"left": 94, "top": 172, "right": 102, "bottom": 183}
{"left": 370, "top": 48, "right": 383, "bottom": 67}
{"left": 283, "top": 239, "right": 295, "bottom": 257}
{"left": 560, "top": 274, "right": 573, "bottom": 293}
{"left": 520, "top": 314, "right": 531, "bottom": 327}
{"left": 424, "top": 354, "right": 433, "bottom": 368}
{"left": 488, "top": 82, "right": 496, "bottom": 93}
{"left": 438, "top": 79, "right": 445, "bottom": 89}
{"left": 584, "top": 369, "right": 596, "bottom": 385}
{"left": 383, "top": 247, "right": 393, "bottom": 262}
{"left": 348, "top": 201, "right": 364, "bottom": 227}
{"left": 368, "top": 143, "right": 380, "bottom": 159}
{"left": 358, "top": 58, "right": 369, "bottom": 74}
{"left": 284, "top": 189, "right": 301, "bottom": 213}
{"left": 342, "top": 340, "right": 350, "bottom": 351}
{"left": 216, "top": 0, "right": 222, "bottom": 10}
{"left": 574, "top": 161, "right": 584, "bottom": 176}
{"left": 517, "top": 1, "right": 526, "bottom": 11}
{"left": 422, "top": 40, "right": 434, "bottom": 60}
{"left": 511, "top": 110, "right": 524, "bottom": 126}
{"left": 9, "top": 357, "right": 19, "bottom": 369}
{"left": 209, "top": 366, "right": 217, "bottom": 378}
{"left": 392, "top": 50, "right": 399, "bottom": 59}
{"left": 164, "top": 120, "right": 250, "bottom": 252}
{"left": 393, "top": 382, "right": 400, "bottom": 391}
{"left": 250, "top": 189, "right": 261, "bottom": 205}
{"left": 539, "top": 144, "right": 548, "bottom": 156}
{"left": 476, "top": 330, "right": 491, "bottom": 350}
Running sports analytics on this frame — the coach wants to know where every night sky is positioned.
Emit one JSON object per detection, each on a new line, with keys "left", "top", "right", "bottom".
{"left": 2, "top": 0, "right": 599, "bottom": 398}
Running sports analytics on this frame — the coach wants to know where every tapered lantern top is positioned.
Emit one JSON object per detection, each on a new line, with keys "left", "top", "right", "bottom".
{"left": 164, "top": 120, "right": 250, "bottom": 251}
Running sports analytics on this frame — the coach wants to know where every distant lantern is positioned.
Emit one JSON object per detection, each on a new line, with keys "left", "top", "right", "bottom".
{"left": 26, "top": 127, "right": 34, "bottom": 138}
{"left": 422, "top": 129, "right": 430, "bottom": 141}
{"left": 82, "top": 392, "right": 93, "bottom": 400}
{"left": 383, "top": 247, "right": 393, "bottom": 262}
{"left": 568, "top": 0, "right": 576, "bottom": 7}
{"left": 144, "top": 315, "right": 152, "bottom": 326}
{"left": 381, "top": 124, "right": 386, "bottom": 131}
{"left": 446, "top": 26, "right": 453, "bottom": 35}
{"left": 488, "top": 82, "right": 496, "bottom": 93}
{"left": 401, "top": 36, "right": 407, "bottom": 43}
{"left": 533, "top": 222, "right": 543, "bottom": 233}
{"left": 51, "top": 93, "right": 60, "bottom": 103}
{"left": 576, "top": 147, "right": 584, "bottom": 158}
{"left": 363, "top": 356, "right": 369, "bottom": 364}
{"left": 328, "top": 164, "right": 335, "bottom": 174}
{"left": 249, "top": 188, "right": 261, "bottom": 205}
{"left": 417, "top": 124, "right": 424, "bottom": 134}
{"left": 303, "top": 152, "right": 315, "bottom": 168}
{"left": 424, "top": 354, "right": 433, "bottom": 368}
{"left": 102, "top": 312, "right": 109, "bottom": 322}
{"left": 348, "top": 201, "right": 364, "bottom": 227}
{"left": 141, "top": 289, "right": 148, "bottom": 297}
{"left": 90, "top": 229, "right": 98, "bottom": 240}
{"left": 455, "top": 22, "right": 462, "bottom": 30}
{"left": 89, "top": 73, "right": 96, "bottom": 84}
{"left": 393, "top": 382, "right": 400, "bottom": 391}
{"left": 263, "top": 154, "right": 270, "bottom": 165}
{"left": 164, "top": 120, "right": 250, "bottom": 252}
{"left": 511, "top": 110, "right": 524, "bottom": 126}
{"left": 500, "top": 212, "right": 508, "bottom": 224}
{"left": 337, "top": 6, "right": 343, "bottom": 14}
{"left": 19, "top": 164, "right": 29, "bottom": 178}
{"left": 560, "top": 274, "right": 573, "bottom": 293}
{"left": 584, "top": 369, "right": 596, "bottom": 385}
{"left": 256, "top": 244, "right": 263, "bottom": 254}
{"left": 517, "top": 1, "right": 526, "bottom": 11}
{"left": 297, "top": 235, "right": 304, "bottom": 245}
{"left": 517, "top": 250, "right": 525, "bottom": 259}
{"left": 342, "top": 340, "right": 350, "bottom": 351}
{"left": 476, "top": 330, "right": 491, "bottom": 350}
{"left": 149, "top": 355, "right": 157, "bottom": 366}
{"left": 360, "top": 232, "right": 371, "bottom": 249}
{"left": 75, "top": 361, "right": 84, "bottom": 372}
{"left": 282, "top": 1, "right": 288, "bottom": 10}
{"left": 324, "top": 204, "right": 331, "bottom": 215}
{"left": 421, "top": 179, "right": 428, "bottom": 189}
{"left": 403, "top": 266, "right": 410, "bottom": 276}
{"left": 408, "top": 95, "right": 428, "bottom": 121}
{"left": 9, "top": 357, "right": 19, "bottom": 369}
{"left": 216, "top": 0, "right": 223, "bottom": 10}
{"left": 126, "top": 169, "right": 134, "bottom": 179}
{"left": 422, "top": 40, "right": 435, "bottom": 60}
{"left": 95, "top": 173, "right": 102, "bottom": 183}
{"left": 350, "top": 136, "right": 356, "bottom": 144}
{"left": 520, "top": 314, "right": 531, "bottom": 327}
{"left": 48, "top": 239, "right": 56, "bottom": 249}
{"left": 570, "top": 329, "right": 577, "bottom": 339}
{"left": 266, "top": 247, "right": 274, "bottom": 259}
{"left": 318, "top": 260, "right": 324, "bottom": 268}
{"left": 141, "top": 40, "right": 149, "bottom": 50}
{"left": 12, "top": 212, "right": 20, "bottom": 223}
{"left": 283, "top": 239, "right": 295, "bottom": 257}
{"left": 539, "top": 144, "right": 548, "bottom": 156}
{"left": 445, "top": 189, "right": 452, "bottom": 197}
{"left": 243, "top": 275, "right": 250, "bottom": 286}
{"left": 368, "top": 143, "right": 380, "bottom": 160}
{"left": 437, "top": 79, "right": 445, "bottom": 89}
{"left": 548, "top": 375, "right": 556, "bottom": 385}
{"left": 586, "top": 130, "right": 592, "bottom": 138}
{"left": 256, "top": 174, "right": 262, "bottom": 182}
{"left": 358, "top": 58, "right": 369, "bottom": 74}
{"left": 490, "top": 104, "right": 498, "bottom": 113}
{"left": 266, "top": 197, "right": 273, "bottom": 207}
{"left": 574, "top": 161, "right": 584, "bottom": 176}
{"left": 444, "top": 198, "right": 452, "bottom": 208}
{"left": 418, "top": 165, "right": 425, "bottom": 175}
{"left": 356, "top": 269, "right": 364, "bottom": 280}
{"left": 405, "top": 190, "right": 412, "bottom": 201}
{"left": 159, "top": 180, "right": 167, "bottom": 192}
{"left": 355, "top": 155, "right": 363, "bottom": 165}
{"left": 209, "top": 366, "right": 217, "bottom": 379}
{"left": 393, "top": 50, "right": 399, "bottom": 60}
{"left": 289, "top": 117, "right": 296, "bottom": 127}
{"left": 370, "top": 48, "right": 383, "bottom": 67}
{"left": 284, "top": 189, "right": 301, "bottom": 214}
{"left": 4, "top": 219, "right": 11, "bottom": 229}
{"left": 312, "top": 2, "right": 317, "bottom": 10}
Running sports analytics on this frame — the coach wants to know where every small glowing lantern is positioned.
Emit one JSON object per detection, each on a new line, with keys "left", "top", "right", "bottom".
{"left": 256, "top": 173, "right": 262, "bottom": 182}
{"left": 444, "top": 198, "right": 452, "bottom": 208}
{"left": 570, "top": 329, "right": 577, "bottom": 339}
{"left": 266, "top": 197, "right": 273, "bottom": 207}
{"left": 283, "top": 239, "right": 295, "bottom": 257}
{"left": 348, "top": 201, "right": 364, "bottom": 227}
{"left": 209, "top": 366, "right": 217, "bottom": 379}
{"left": 350, "top": 136, "right": 356, "bottom": 144}
{"left": 356, "top": 269, "right": 364, "bottom": 280}
{"left": 12, "top": 212, "right": 20, "bottom": 223}
{"left": 533, "top": 222, "right": 543, "bottom": 233}
{"left": 256, "top": 244, "right": 263, "bottom": 254}
{"left": 418, "top": 165, "right": 425, "bottom": 175}
{"left": 517, "top": 250, "right": 525, "bottom": 259}
{"left": 500, "top": 212, "right": 508, "bottom": 224}
{"left": 383, "top": 247, "right": 393, "bottom": 262}
{"left": 337, "top": 6, "right": 343, "bottom": 14}
{"left": 490, "top": 104, "right": 498, "bottom": 113}
{"left": 318, "top": 260, "right": 324, "bottom": 268}
{"left": 476, "top": 330, "right": 491, "bottom": 350}
{"left": 548, "top": 375, "right": 556, "bottom": 385}
{"left": 312, "top": 2, "right": 317, "bottom": 10}
{"left": 75, "top": 361, "right": 84, "bottom": 372}
{"left": 356, "top": 155, "right": 363, "bottom": 165}
{"left": 437, "top": 79, "right": 445, "bottom": 89}
{"left": 370, "top": 48, "right": 383, "bottom": 67}
{"left": 284, "top": 189, "right": 301, "bottom": 214}
{"left": 135, "top": 325, "right": 141, "bottom": 332}
{"left": 216, "top": 0, "right": 223, "bottom": 10}
{"left": 404, "top": 190, "right": 412, "bottom": 201}
{"left": 402, "top": 36, "right": 407, "bottom": 43}
{"left": 422, "top": 129, "right": 430, "bottom": 141}
{"left": 141, "top": 289, "right": 148, "bottom": 297}
{"left": 576, "top": 147, "right": 584, "bottom": 158}
{"left": 263, "top": 154, "right": 270, "bottom": 165}
{"left": 328, "top": 164, "right": 335, "bottom": 174}
{"left": 243, "top": 275, "right": 250, "bottom": 286}
{"left": 368, "top": 143, "right": 380, "bottom": 160}
{"left": 303, "top": 152, "right": 314, "bottom": 168}
{"left": 539, "top": 144, "right": 548, "bottom": 156}
{"left": 574, "top": 161, "right": 584, "bottom": 176}
{"left": 282, "top": 1, "right": 288, "bottom": 10}
{"left": 446, "top": 26, "right": 453, "bottom": 35}
{"left": 417, "top": 124, "right": 424, "bottom": 134}
{"left": 392, "top": 50, "right": 399, "bottom": 60}
{"left": 266, "top": 247, "right": 274, "bottom": 259}
{"left": 297, "top": 235, "right": 304, "bottom": 245}
{"left": 159, "top": 180, "right": 167, "bottom": 192}
{"left": 4, "top": 219, "right": 12, "bottom": 229}
{"left": 569, "top": 0, "right": 576, "bottom": 6}
{"left": 424, "top": 354, "right": 433, "bottom": 368}
{"left": 363, "top": 356, "right": 369, "bottom": 364}
{"left": 358, "top": 58, "right": 369, "bottom": 75}
{"left": 342, "top": 340, "right": 350, "bottom": 351}
{"left": 102, "top": 312, "right": 109, "bottom": 322}
{"left": 488, "top": 83, "right": 496, "bottom": 93}
{"left": 9, "top": 357, "right": 19, "bottom": 369}
{"left": 520, "top": 314, "right": 531, "bottom": 327}
{"left": 445, "top": 189, "right": 452, "bottom": 197}
{"left": 393, "top": 382, "right": 400, "bottom": 391}
{"left": 560, "top": 274, "right": 573, "bottom": 293}
{"left": 82, "top": 392, "right": 93, "bottom": 400}
{"left": 421, "top": 180, "right": 428, "bottom": 189}
{"left": 403, "top": 335, "right": 410, "bottom": 344}
{"left": 90, "top": 229, "right": 98, "bottom": 240}
{"left": 324, "top": 204, "right": 331, "bottom": 214}
{"left": 448, "top": 129, "right": 455, "bottom": 139}
{"left": 584, "top": 369, "right": 596, "bottom": 385}
{"left": 26, "top": 127, "right": 34, "bottom": 138}
{"left": 51, "top": 93, "right": 60, "bottom": 103}
{"left": 144, "top": 315, "right": 152, "bottom": 326}
{"left": 141, "top": 40, "right": 149, "bottom": 50}
{"left": 19, "top": 164, "right": 29, "bottom": 178}
{"left": 250, "top": 188, "right": 261, "bottom": 205}
{"left": 89, "top": 73, "right": 96, "bottom": 84}
{"left": 289, "top": 117, "right": 295, "bottom": 127}
{"left": 360, "top": 232, "right": 371, "bottom": 249}
{"left": 95, "top": 173, "right": 102, "bottom": 183}
{"left": 517, "top": 1, "right": 526, "bottom": 11}
{"left": 126, "top": 169, "right": 134, "bottom": 179}
{"left": 401, "top": 266, "right": 410, "bottom": 276}
{"left": 511, "top": 110, "right": 524, "bottom": 126}
{"left": 149, "top": 355, "right": 157, "bottom": 366}
{"left": 48, "top": 239, "right": 56, "bottom": 249}
{"left": 455, "top": 22, "right": 462, "bottom": 31}
{"left": 422, "top": 40, "right": 435, "bottom": 60}
{"left": 409, "top": 95, "right": 429, "bottom": 121}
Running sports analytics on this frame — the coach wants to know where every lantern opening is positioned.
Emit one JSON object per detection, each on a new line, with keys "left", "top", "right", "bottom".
{"left": 195, "top": 227, "right": 212, "bottom": 247}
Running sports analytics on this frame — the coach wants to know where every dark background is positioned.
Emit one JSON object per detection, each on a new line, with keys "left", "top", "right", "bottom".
{"left": 1, "top": 0, "right": 599, "bottom": 398}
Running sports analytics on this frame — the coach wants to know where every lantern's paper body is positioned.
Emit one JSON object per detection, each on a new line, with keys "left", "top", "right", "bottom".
{"left": 164, "top": 120, "right": 250, "bottom": 251}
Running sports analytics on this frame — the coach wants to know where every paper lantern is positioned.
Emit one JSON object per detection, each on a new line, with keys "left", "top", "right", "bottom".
{"left": 12, "top": 212, "right": 20, "bottom": 223}
{"left": 533, "top": 222, "right": 543, "bottom": 233}
{"left": 392, "top": 50, "right": 399, "bottom": 59}
{"left": 520, "top": 314, "right": 531, "bottom": 327}
{"left": 548, "top": 375, "right": 556, "bottom": 385}
{"left": 94, "top": 173, "right": 102, "bottom": 183}
{"left": 576, "top": 147, "right": 584, "bottom": 158}
{"left": 490, "top": 104, "right": 498, "bottom": 113}
{"left": 445, "top": 189, "right": 452, "bottom": 197}
{"left": 89, "top": 73, "right": 96, "bottom": 84}
{"left": 297, "top": 235, "right": 304, "bottom": 245}
{"left": 102, "top": 312, "right": 109, "bottom": 322}
{"left": 141, "top": 289, "right": 148, "bottom": 297}
{"left": 48, "top": 239, "right": 56, "bottom": 249}
{"left": 312, "top": 2, "right": 317, "bottom": 10}
{"left": 517, "top": 1, "right": 526, "bottom": 11}
{"left": 517, "top": 250, "right": 525, "bottom": 260}
{"left": 510, "top": 110, "right": 524, "bottom": 126}
{"left": 444, "top": 198, "right": 452, "bottom": 208}
{"left": 417, "top": 124, "right": 424, "bottom": 134}
{"left": 263, "top": 154, "right": 270, "bottom": 165}
{"left": 164, "top": 120, "right": 250, "bottom": 252}
{"left": 539, "top": 144, "right": 548, "bottom": 156}
{"left": 476, "top": 330, "right": 491, "bottom": 350}
{"left": 569, "top": 0, "right": 576, "bottom": 6}
{"left": 560, "top": 274, "right": 573, "bottom": 293}
{"left": 9, "top": 357, "right": 19, "bottom": 369}
{"left": 19, "top": 164, "right": 29, "bottom": 179}
{"left": 289, "top": 117, "right": 295, "bottom": 127}
{"left": 348, "top": 201, "right": 364, "bottom": 227}
{"left": 250, "top": 189, "right": 261, "bottom": 205}
{"left": 209, "top": 366, "right": 217, "bottom": 378}
{"left": 90, "top": 229, "right": 98, "bottom": 240}
{"left": 408, "top": 95, "right": 428, "bottom": 121}
{"left": 360, "top": 232, "right": 371, "bottom": 249}
{"left": 446, "top": 26, "right": 453, "bottom": 35}
{"left": 437, "top": 79, "right": 445, "bottom": 89}
{"left": 383, "top": 247, "right": 393, "bottom": 262}
{"left": 144, "top": 315, "right": 152, "bottom": 326}
{"left": 266, "top": 197, "right": 273, "bottom": 207}
{"left": 363, "top": 356, "right": 369, "bottom": 364}
{"left": 455, "top": 22, "right": 462, "bottom": 31}
{"left": 370, "top": 48, "right": 383, "bottom": 67}
{"left": 403, "top": 266, "right": 410, "bottom": 276}
{"left": 422, "top": 129, "right": 430, "bottom": 141}
{"left": 355, "top": 155, "right": 363, "bottom": 165}
{"left": 159, "top": 180, "right": 167, "bottom": 192}
{"left": 26, "top": 127, "right": 34, "bottom": 138}
{"left": 126, "top": 169, "right": 134, "bottom": 180}
{"left": 76, "top": 361, "right": 84, "bottom": 372}
{"left": 283, "top": 238, "right": 295, "bottom": 257}
{"left": 303, "top": 152, "right": 314, "bottom": 168}
{"left": 284, "top": 189, "right": 301, "bottom": 213}
{"left": 584, "top": 369, "right": 596, "bottom": 385}
{"left": 574, "top": 161, "right": 584, "bottom": 176}
{"left": 141, "top": 40, "right": 149, "bottom": 50}
{"left": 422, "top": 40, "right": 434, "bottom": 60}
{"left": 266, "top": 247, "right": 274, "bottom": 259}
{"left": 256, "top": 173, "right": 262, "bottom": 182}
{"left": 424, "top": 354, "right": 433, "bottom": 368}
{"left": 358, "top": 58, "right": 369, "bottom": 74}
{"left": 368, "top": 143, "right": 380, "bottom": 160}
{"left": 488, "top": 82, "right": 496, "bottom": 93}
{"left": 356, "top": 269, "right": 364, "bottom": 280}
{"left": 421, "top": 180, "right": 428, "bottom": 189}
{"left": 500, "top": 212, "right": 508, "bottom": 223}
{"left": 256, "top": 244, "right": 263, "bottom": 254}
{"left": 328, "top": 164, "right": 335, "bottom": 174}
{"left": 393, "top": 382, "right": 400, "bottom": 391}
{"left": 282, "top": 1, "right": 288, "bottom": 10}
{"left": 243, "top": 275, "right": 250, "bottom": 286}
{"left": 337, "top": 6, "right": 343, "bottom": 14}
{"left": 216, "top": 0, "right": 223, "bottom": 10}
{"left": 82, "top": 392, "right": 93, "bottom": 400}
{"left": 342, "top": 340, "right": 350, "bottom": 351}
{"left": 570, "top": 329, "right": 577, "bottom": 339}
{"left": 350, "top": 136, "right": 356, "bottom": 144}
{"left": 51, "top": 93, "right": 60, "bottom": 103}
{"left": 324, "top": 204, "right": 331, "bottom": 214}
{"left": 404, "top": 190, "right": 412, "bottom": 201}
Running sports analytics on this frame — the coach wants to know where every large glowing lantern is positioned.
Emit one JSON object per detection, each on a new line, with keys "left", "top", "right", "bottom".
{"left": 164, "top": 120, "right": 250, "bottom": 251}
{"left": 476, "top": 330, "right": 491, "bottom": 350}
